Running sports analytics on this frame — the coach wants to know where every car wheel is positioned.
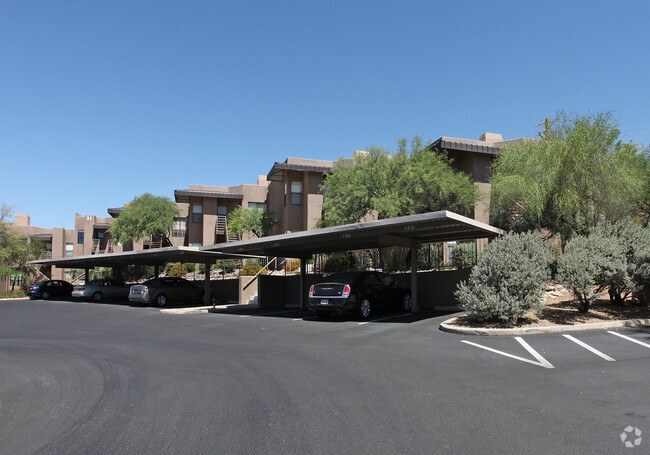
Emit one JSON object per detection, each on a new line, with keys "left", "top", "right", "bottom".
{"left": 315, "top": 310, "right": 331, "bottom": 319}
{"left": 358, "top": 298, "right": 371, "bottom": 319}
{"left": 92, "top": 292, "right": 103, "bottom": 303}
{"left": 41, "top": 291, "right": 51, "bottom": 300}
{"left": 401, "top": 294, "right": 412, "bottom": 311}
{"left": 155, "top": 294, "right": 167, "bottom": 307}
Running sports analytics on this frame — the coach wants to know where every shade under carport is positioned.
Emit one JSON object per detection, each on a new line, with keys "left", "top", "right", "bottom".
{"left": 201, "top": 211, "right": 505, "bottom": 312}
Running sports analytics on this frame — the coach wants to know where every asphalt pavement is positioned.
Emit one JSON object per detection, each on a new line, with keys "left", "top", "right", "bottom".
{"left": 0, "top": 298, "right": 648, "bottom": 454}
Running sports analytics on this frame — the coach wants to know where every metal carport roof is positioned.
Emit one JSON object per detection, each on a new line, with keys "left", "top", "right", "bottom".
{"left": 29, "top": 246, "right": 261, "bottom": 269}
{"left": 201, "top": 211, "right": 505, "bottom": 258}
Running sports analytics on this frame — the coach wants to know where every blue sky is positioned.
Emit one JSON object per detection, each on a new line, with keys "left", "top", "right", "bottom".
{"left": 1, "top": 0, "right": 649, "bottom": 229}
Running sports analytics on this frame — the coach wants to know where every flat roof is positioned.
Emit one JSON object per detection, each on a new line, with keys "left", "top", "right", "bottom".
{"left": 174, "top": 189, "right": 244, "bottom": 203}
{"left": 267, "top": 162, "right": 334, "bottom": 182}
{"left": 201, "top": 211, "right": 505, "bottom": 258}
{"left": 29, "top": 246, "right": 262, "bottom": 269}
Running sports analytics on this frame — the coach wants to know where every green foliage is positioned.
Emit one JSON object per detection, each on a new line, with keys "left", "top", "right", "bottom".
{"left": 491, "top": 112, "right": 647, "bottom": 243}
{"left": 451, "top": 242, "right": 477, "bottom": 269}
{"left": 121, "top": 265, "right": 155, "bottom": 282}
{"left": 0, "top": 289, "right": 25, "bottom": 299}
{"left": 166, "top": 263, "right": 195, "bottom": 278}
{"left": 227, "top": 206, "right": 276, "bottom": 239}
{"left": 323, "top": 254, "right": 357, "bottom": 273}
{"left": 557, "top": 234, "right": 621, "bottom": 312}
{"left": 318, "top": 137, "right": 477, "bottom": 227}
{"left": 455, "top": 233, "right": 552, "bottom": 325}
{"left": 108, "top": 193, "right": 179, "bottom": 247}
{"left": 559, "top": 221, "right": 650, "bottom": 310}
{"left": 216, "top": 259, "right": 238, "bottom": 274}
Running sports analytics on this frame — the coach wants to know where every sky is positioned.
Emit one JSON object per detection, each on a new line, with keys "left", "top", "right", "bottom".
{"left": 1, "top": 0, "right": 649, "bottom": 229}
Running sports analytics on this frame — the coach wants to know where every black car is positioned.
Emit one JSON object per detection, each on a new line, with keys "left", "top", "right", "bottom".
{"left": 26, "top": 280, "right": 73, "bottom": 300}
{"left": 308, "top": 271, "right": 411, "bottom": 319}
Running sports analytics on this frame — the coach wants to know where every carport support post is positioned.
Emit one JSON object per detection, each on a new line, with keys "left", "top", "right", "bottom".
{"left": 84, "top": 268, "right": 90, "bottom": 284}
{"left": 300, "top": 257, "right": 307, "bottom": 310}
{"left": 203, "top": 262, "right": 211, "bottom": 306}
{"left": 154, "top": 265, "right": 160, "bottom": 278}
{"left": 410, "top": 240, "right": 419, "bottom": 313}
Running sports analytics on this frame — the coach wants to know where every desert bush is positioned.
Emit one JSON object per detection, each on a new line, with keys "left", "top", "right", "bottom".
{"left": 216, "top": 259, "right": 238, "bottom": 275}
{"left": 167, "top": 263, "right": 195, "bottom": 278}
{"left": 557, "top": 234, "right": 623, "bottom": 313}
{"left": 323, "top": 254, "right": 356, "bottom": 273}
{"left": 455, "top": 232, "right": 552, "bottom": 325}
{"left": 451, "top": 242, "right": 477, "bottom": 269}
{"left": 240, "top": 263, "right": 267, "bottom": 276}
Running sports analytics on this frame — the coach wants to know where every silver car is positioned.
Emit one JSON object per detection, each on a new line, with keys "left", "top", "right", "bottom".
{"left": 72, "top": 279, "right": 130, "bottom": 303}
{"left": 129, "top": 277, "right": 204, "bottom": 307}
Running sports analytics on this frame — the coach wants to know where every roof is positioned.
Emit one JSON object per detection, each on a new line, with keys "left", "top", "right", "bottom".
{"left": 31, "top": 233, "right": 53, "bottom": 240}
{"left": 174, "top": 189, "right": 244, "bottom": 203}
{"left": 93, "top": 223, "right": 112, "bottom": 229}
{"left": 267, "top": 162, "right": 334, "bottom": 182}
{"left": 202, "top": 211, "right": 505, "bottom": 258}
{"left": 28, "top": 246, "right": 262, "bottom": 269}
{"left": 107, "top": 207, "right": 124, "bottom": 218}
{"left": 430, "top": 136, "right": 531, "bottom": 156}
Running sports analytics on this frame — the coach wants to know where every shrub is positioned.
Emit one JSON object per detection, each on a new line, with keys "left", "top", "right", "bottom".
{"left": 323, "top": 254, "right": 356, "bottom": 273}
{"left": 284, "top": 259, "right": 300, "bottom": 273}
{"left": 558, "top": 234, "right": 623, "bottom": 313}
{"left": 167, "top": 263, "right": 194, "bottom": 278}
{"left": 240, "top": 263, "right": 267, "bottom": 276}
{"left": 451, "top": 242, "right": 477, "bottom": 269}
{"left": 455, "top": 232, "right": 552, "bottom": 325}
{"left": 216, "top": 260, "right": 238, "bottom": 275}
{"left": 0, "top": 289, "right": 25, "bottom": 299}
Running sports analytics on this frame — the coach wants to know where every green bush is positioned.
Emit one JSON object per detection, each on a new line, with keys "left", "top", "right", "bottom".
{"left": 455, "top": 232, "right": 552, "bottom": 325}
{"left": 0, "top": 289, "right": 25, "bottom": 299}
{"left": 451, "top": 242, "right": 477, "bottom": 269}
{"left": 167, "top": 263, "right": 195, "bottom": 278}
{"left": 323, "top": 254, "right": 357, "bottom": 273}
{"left": 216, "top": 260, "right": 238, "bottom": 274}
{"left": 240, "top": 263, "right": 267, "bottom": 276}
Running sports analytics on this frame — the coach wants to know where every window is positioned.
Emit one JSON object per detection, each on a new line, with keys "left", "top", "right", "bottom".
{"left": 248, "top": 202, "right": 267, "bottom": 212}
{"left": 77, "top": 230, "right": 84, "bottom": 244}
{"left": 191, "top": 242, "right": 202, "bottom": 247}
{"left": 192, "top": 204, "right": 203, "bottom": 223}
{"left": 217, "top": 206, "right": 228, "bottom": 216}
{"left": 290, "top": 181, "right": 302, "bottom": 205}
{"left": 65, "top": 243, "right": 73, "bottom": 258}
{"left": 97, "top": 231, "right": 105, "bottom": 248}
{"left": 172, "top": 217, "right": 188, "bottom": 238}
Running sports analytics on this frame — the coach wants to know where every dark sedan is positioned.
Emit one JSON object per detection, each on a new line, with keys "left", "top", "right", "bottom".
{"left": 308, "top": 271, "right": 411, "bottom": 319}
{"left": 26, "top": 280, "right": 73, "bottom": 300}
{"left": 129, "top": 277, "right": 204, "bottom": 307}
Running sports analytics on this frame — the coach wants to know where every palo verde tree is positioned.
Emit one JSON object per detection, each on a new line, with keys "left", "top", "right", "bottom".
{"left": 490, "top": 111, "right": 647, "bottom": 244}
{"left": 318, "top": 136, "right": 477, "bottom": 227}
{"left": 108, "top": 193, "right": 179, "bottom": 247}
{"left": 227, "top": 206, "right": 276, "bottom": 239}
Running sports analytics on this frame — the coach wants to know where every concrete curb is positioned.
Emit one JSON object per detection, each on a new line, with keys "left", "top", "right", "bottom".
{"left": 161, "top": 304, "right": 261, "bottom": 315}
{"left": 440, "top": 315, "right": 650, "bottom": 336}
{"left": 160, "top": 306, "right": 213, "bottom": 315}
{"left": 0, "top": 297, "right": 30, "bottom": 301}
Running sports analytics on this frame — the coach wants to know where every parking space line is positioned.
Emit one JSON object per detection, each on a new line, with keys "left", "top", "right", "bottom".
{"left": 562, "top": 334, "right": 615, "bottom": 361}
{"left": 461, "top": 337, "right": 555, "bottom": 369}
{"left": 608, "top": 331, "right": 650, "bottom": 349}
{"left": 357, "top": 313, "right": 411, "bottom": 325}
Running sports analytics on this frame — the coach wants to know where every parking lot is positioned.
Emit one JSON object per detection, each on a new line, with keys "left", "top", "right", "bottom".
{"left": 0, "top": 298, "right": 648, "bottom": 454}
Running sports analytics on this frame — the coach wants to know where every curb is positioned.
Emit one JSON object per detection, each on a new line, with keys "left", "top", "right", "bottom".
{"left": 440, "top": 316, "right": 650, "bottom": 336}
{"left": 160, "top": 306, "right": 213, "bottom": 315}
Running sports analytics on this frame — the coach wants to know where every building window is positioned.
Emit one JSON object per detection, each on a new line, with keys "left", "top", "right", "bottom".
{"left": 290, "top": 181, "right": 302, "bottom": 205}
{"left": 217, "top": 206, "right": 228, "bottom": 216}
{"left": 65, "top": 243, "right": 73, "bottom": 258}
{"left": 172, "top": 217, "right": 188, "bottom": 238}
{"left": 248, "top": 202, "right": 267, "bottom": 212}
{"left": 192, "top": 204, "right": 203, "bottom": 223}
{"left": 191, "top": 243, "right": 202, "bottom": 247}
{"left": 77, "top": 230, "right": 84, "bottom": 244}
{"left": 97, "top": 231, "right": 105, "bottom": 248}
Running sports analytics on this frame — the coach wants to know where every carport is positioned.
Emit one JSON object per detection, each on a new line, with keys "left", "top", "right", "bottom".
{"left": 29, "top": 246, "right": 263, "bottom": 305}
{"left": 201, "top": 211, "right": 505, "bottom": 312}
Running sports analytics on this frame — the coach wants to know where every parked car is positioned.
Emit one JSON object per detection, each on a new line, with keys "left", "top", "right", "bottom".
{"left": 72, "top": 279, "right": 130, "bottom": 303}
{"left": 26, "top": 280, "right": 73, "bottom": 300}
{"left": 308, "top": 271, "right": 411, "bottom": 319}
{"left": 129, "top": 277, "right": 204, "bottom": 307}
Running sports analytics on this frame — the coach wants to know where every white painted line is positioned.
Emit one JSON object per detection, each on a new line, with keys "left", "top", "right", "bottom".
{"left": 461, "top": 338, "right": 555, "bottom": 369}
{"left": 563, "top": 334, "right": 615, "bottom": 361}
{"left": 608, "top": 331, "right": 650, "bottom": 349}
{"left": 357, "top": 313, "right": 411, "bottom": 325}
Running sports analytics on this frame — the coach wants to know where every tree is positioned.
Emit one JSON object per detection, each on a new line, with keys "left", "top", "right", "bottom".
{"left": 108, "top": 193, "right": 179, "bottom": 247}
{"left": 318, "top": 137, "right": 477, "bottom": 227}
{"left": 490, "top": 112, "right": 647, "bottom": 244}
{"left": 0, "top": 203, "right": 46, "bottom": 289}
{"left": 227, "top": 206, "right": 276, "bottom": 239}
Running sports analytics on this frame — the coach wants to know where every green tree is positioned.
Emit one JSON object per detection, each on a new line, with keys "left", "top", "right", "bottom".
{"left": 490, "top": 112, "right": 647, "bottom": 244}
{"left": 0, "top": 203, "right": 46, "bottom": 288}
{"left": 108, "top": 193, "right": 179, "bottom": 247}
{"left": 318, "top": 137, "right": 477, "bottom": 227}
{"left": 227, "top": 206, "right": 276, "bottom": 239}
